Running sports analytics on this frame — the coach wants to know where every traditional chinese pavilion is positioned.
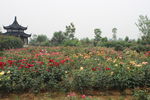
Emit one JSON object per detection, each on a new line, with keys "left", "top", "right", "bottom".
{"left": 3, "top": 16, "right": 31, "bottom": 44}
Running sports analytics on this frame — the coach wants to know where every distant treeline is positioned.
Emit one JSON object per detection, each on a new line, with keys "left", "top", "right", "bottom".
{"left": 28, "top": 15, "right": 150, "bottom": 52}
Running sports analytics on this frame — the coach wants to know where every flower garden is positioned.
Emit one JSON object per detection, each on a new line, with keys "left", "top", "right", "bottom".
{"left": 0, "top": 46, "right": 150, "bottom": 99}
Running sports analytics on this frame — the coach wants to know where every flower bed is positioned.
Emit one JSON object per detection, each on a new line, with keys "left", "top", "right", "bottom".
{"left": 0, "top": 47, "right": 150, "bottom": 93}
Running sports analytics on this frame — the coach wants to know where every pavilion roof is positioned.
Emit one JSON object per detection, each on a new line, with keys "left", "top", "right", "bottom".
{"left": 3, "top": 16, "right": 27, "bottom": 30}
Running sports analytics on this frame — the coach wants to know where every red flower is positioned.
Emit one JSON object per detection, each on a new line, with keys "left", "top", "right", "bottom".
{"left": 92, "top": 68, "right": 96, "bottom": 71}
{"left": 39, "top": 61, "right": 44, "bottom": 65}
{"left": 106, "top": 68, "right": 111, "bottom": 70}
{"left": 46, "top": 69, "right": 50, "bottom": 72}
{"left": 25, "top": 66, "right": 30, "bottom": 68}
{"left": 20, "top": 64, "right": 25, "bottom": 67}
{"left": 54, "top": 62, "right": 59, "bottom": 66}
{"left": 49, "top": 59, "right": 55, "bottom": 62}
{"left": 7, "top": 60, "right": 14, "bottom": 65}
{"left": 145, "top": 51, "right": 150, "bottom": 56}
{"left": 60, "top": 60, "right": 66, "bottom": 64}
{"left": 27, "top": 64, "right": 34, "bottom": 67}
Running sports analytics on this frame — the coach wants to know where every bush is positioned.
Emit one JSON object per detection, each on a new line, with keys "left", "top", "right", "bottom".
{"left": 63, "top": 39, "right": 81, "bottom": 46}
{"left": 72, "top": 70, "right": 94, "bottom": 93}
{"left": 131, "top": 45, "right": 150, "bottom": 52}
{"left": 0, "top": 35, "right": 23, "bottom": 51}
{"left": 98, "top": 41, "right": 133, "bottom": 48}
{"left": 114, "top": 44, "right": 124, "bottom": 51}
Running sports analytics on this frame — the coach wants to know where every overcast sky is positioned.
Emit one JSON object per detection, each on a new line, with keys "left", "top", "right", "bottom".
{"left": 0, "top": 0, "right": 150, "bottom": 39}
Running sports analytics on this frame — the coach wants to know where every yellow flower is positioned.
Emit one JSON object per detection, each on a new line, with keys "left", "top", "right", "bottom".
{"left": 110, "top": 72, "right": 114, "bottom": 75}
{"left": 142, "top": 62, "right": 148, "bottom": 65}
{"left": 113, "top": 59, "right": 117, "bottom": 63}
{"left": 115, "top": 64, "right": 118, "bottom": 67}
{"left": 127, "top": 67, "right": 130, "bottom": 70}
{"left": 80, "top": 67, "right": 84, "bottom": 70}
{"left": 135, "top": 64, "right": 142, "bottom": 67}
{"left": 130, "top": 61, "right": 136, "bottom": 65}
{"left": 0, "top": 71, "right": 5, "bottom": 76}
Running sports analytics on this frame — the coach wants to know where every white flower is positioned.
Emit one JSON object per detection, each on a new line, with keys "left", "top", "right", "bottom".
{"left": 0, "top": 71, "right": 5, "bottom": 76}
{"left": 65, "top": 71, "right": 68, "bottom": 74}
{"left": 80, "top": 67, "right": 84, "bottom": 70}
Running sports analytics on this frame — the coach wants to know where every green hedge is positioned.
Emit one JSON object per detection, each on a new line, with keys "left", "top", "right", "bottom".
{"left": 131, "top": 45, "right": 150, "bottom": 52}
{"left": 0, "top": 35, "right": 23, "bottom": 51}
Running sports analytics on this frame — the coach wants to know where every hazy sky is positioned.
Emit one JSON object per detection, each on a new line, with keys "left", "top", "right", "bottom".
{"left": 0, "top": 0, "right": 150, "bottom": 39}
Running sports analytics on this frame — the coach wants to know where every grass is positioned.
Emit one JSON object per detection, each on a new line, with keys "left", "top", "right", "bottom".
{"left": 0, "top": 91, "right": 134, "bottom": 100}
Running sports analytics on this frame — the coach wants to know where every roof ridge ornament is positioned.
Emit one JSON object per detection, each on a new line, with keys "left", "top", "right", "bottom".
{"left": 15, "top": 16, "right": 17, "bottom": 21}
{"left": 14, "top": 16, "right": 18, "bottom": 24}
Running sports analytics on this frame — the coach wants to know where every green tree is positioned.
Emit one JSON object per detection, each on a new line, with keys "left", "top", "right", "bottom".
{"left": 29, "top": 34, "right": 38, "bottom": 45}
{"left": 94, "top": 28, "right": 102, "bottom": 46}
{"left": 51, "top": 31, "right": 65, "bottom": 45}
{"left": 80, "top": 37, "right": 92, "bottom": 46}
{"left": 136, "top": 15, "right": 150, "bottom": 44}
{"left": 29, "top": 34, "right": 49, "bottom": 46}
{"left": 36, "top": 34, "right": 48, "bottom": 43}
{"left": 0, "top": 27, "right": 2, "bottom": 35}
{"left": 125, "top": 36, "right": 129, "bottom": 42}
{"left": 112, "top": 28, "right": 117, "bottom": 41}
{"left": 64, "top": 23, "right": 76, "bottom": 40}
{"left": 101, "top": 37, "right": 108, "bottom": 42}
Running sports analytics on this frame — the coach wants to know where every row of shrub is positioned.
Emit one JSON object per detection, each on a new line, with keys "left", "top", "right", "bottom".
{"left": 98, "top": 41, "right": 150, "bottom": 52}
{"left": 0, "top": 35, "right": 23, "bottom": 51}
{"left": 0, "top": 35, "right": 150, "bottom": 53}
{"left": 0, "top": 47, "right": 150, "bottom": 94}
{"left": 1, "top": 60, "right": 150, "bottom": 94}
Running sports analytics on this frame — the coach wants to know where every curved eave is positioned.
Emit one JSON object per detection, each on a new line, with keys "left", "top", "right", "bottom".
{"left": 2, "top": 32, "right": 31, "bottom": 38}
{"left": 3, "top": 25, "right": 27, "bottom": 30}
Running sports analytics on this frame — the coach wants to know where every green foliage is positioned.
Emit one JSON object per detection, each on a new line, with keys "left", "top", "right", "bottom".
{"left": 94, "top": 28, "right": 102, "bottom": 46}
{"left": 98, "top": 41, "right": 134, "bottom": 51}
{"left": 114, "top": 44, "right": 124, "bottom": 51}
{"left": 29, "top": 34, "right": 49, "bottom": 46}
{"left": 136, "top": 15, "right": 150, "bottom": 44}
{"left": 0, "top": 64, "right": 66, "bottom": 93}
{"left": 125, "top": 36, "right": 129, "bottom": 42}
{"left": 72, "top": 69, "right": 94, "bottom": 93}
{"left": 36, "top": 34, "right": 48, "bottom": 43}
{"left": 64, "top": 23, "right": 76, "bottom": 40}
{"left": 0, "top": 27, "right": 2, "bottom": 35}
{"left": 0, "top": 44, "right": 150, "bottom": 94}
{"left": 51, "top": 31, "right": 65, "bottom": 46}
{"left": 51, "top": 23, "right": 76, "bottom": 46}
{"left": 133, "top": 89, "right": 150, "bottom": 100}
{"left": 80, "top": 38, "right": 92, "bottom": 47}
{"left": 112, "top": 28, "right": 117, "bottom": 41}
{"left": 63, "top": 39, "right": 81, "bottom": 46}
{"left": 131, "top": 45, "right": 150, "bottom": 52}
{"left": 0, "top": 35, "right": 23, "bottom": 51}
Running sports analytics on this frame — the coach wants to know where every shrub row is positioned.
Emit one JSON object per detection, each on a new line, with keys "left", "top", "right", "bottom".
{"left": 0, "top": 35, "right": 23, "bottom": 51}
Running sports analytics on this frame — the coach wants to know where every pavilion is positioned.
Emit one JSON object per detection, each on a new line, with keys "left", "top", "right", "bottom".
{"left": 3, "top": 16, "right": 31, "bottom": 45}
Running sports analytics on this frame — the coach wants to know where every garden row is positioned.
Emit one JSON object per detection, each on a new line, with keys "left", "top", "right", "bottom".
{"left": 0, "top": 47, "right": 150, "bottom": 93}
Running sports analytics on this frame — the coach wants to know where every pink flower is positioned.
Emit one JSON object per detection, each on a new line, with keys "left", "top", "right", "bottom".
{"left": 81, "top": 95, "right": 86, "bottom": 99}
{"left": 67, "top": 92, "right": 76, "bottom": 97}
{"left": 18, "top": 66, "right": 22, "bottom": 70}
